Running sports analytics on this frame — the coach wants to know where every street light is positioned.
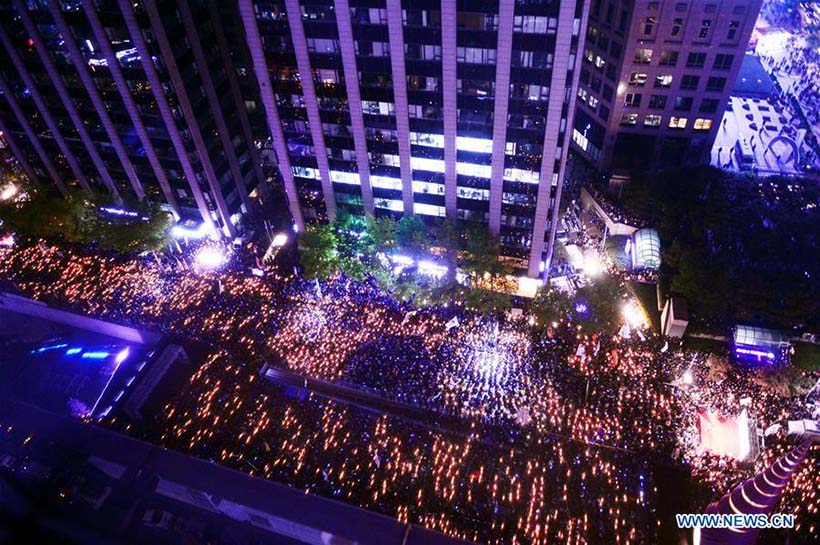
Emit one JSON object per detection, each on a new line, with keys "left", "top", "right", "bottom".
{"left": 0, "top": 183, "right": 18, "bottom": 201}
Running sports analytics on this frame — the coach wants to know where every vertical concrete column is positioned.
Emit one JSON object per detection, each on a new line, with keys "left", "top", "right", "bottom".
{"left": 0, "top": 77, "right": 66, "bottom": 195}
{"left": 81, "top": 0, "right": 178, "bottom": 212}
{"left": 385, "top": 0, "right": 414, "bottom": 215}
{"left": 12, "top": 0, "right": 121, "bottom": 200}
{"left": 528, "top": 1, "right": 588, "bottom": 278}
{"left": 206, "top": 1, "right": 266, "bottom": 199}
{"left": 335, "top": 0, "right": 375, "bottom": 215}
{"left": 177, "top": 0, "right": 251, "bottom": 212}
{"left": 46, "top": 0, "right": 145, "bottom": 200}
{"left": 441, "top": 0, "right": 458, "bottom": 218}
{"left": 237, "top": 0, "right": 304, "bottom": 229}
{"left": 116, "top": 0, "right": 216, "bottom": 233}
{"left": 284, "top": 0, "right": 336, "bottom": 222}
{"left": 141, "top": 0, "right": 235, "bottom": 237}
{"left": 0, "top": 25, "right": 90, "bottom": 191}
{"left": 0, "top": 115, "right": 40, "bottom": 189}
{"left": 488, "top": 0, "right": 515, "bottom": 232}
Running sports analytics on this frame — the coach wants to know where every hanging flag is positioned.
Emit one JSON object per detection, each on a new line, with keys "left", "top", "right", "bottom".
{"left": 445, "top": 316, "right": 460, "bottom": 331}
{"left": 401, "top": 310, "right": 417, "bottom": 325}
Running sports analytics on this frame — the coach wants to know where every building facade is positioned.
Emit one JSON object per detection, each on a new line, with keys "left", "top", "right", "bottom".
{"left": 240, "top": 0, "right": 589, "bottom": 277}
{"left": 0, "top": 0, "right": 267, "bottom": 237}
{"left": 571, "top": 0, "right": 762, "bottom": 171}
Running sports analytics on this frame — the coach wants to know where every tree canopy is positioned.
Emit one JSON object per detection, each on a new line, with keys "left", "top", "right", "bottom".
{"left": 622, "top": 166, "right": 820, "bottom": 330}
{"left": 297, "top": 223, "right": 340, "bottom": 280}
{"left": 530, "top": 287, "right": 574, "bottom": 326}
{"left": 0, "top": 188, "right": 173, "bottom": 254}
{"left": 296, "top": 213, "right": 515, "bottom": 315}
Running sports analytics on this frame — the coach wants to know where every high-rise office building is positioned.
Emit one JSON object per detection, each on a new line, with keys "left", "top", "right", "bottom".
{"left": 571, "top": 0, "right": 761, "bottom": 171}
{"left": 240, "top": 0, "right": 588, "bottom": 277}
{"left": 0, "top": 0, "right": 266, "bottom": 237}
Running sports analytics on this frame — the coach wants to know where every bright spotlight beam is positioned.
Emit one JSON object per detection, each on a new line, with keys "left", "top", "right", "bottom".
{"left": 194, "top": 246, "right": 228, "bottom": 271}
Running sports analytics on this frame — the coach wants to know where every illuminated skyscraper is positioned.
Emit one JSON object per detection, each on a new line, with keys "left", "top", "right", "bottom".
{"left": 0, "top": 0, "right": 266, "bottom": 237}
{"left": 240, "top": 0, "right": 589, "bottom": 276}
{"left": 571, "top": 0, "right": 762, "bottom": 170}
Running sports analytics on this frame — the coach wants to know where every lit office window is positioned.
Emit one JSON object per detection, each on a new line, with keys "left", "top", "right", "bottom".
{"left": 669, "top": 116, "right": 688, "bottom": 129}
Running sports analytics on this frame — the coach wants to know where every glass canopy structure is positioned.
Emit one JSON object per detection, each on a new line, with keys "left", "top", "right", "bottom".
{"left": 733, "top": 325, "right": 789, "bottom": 364}
{"left": 630, "top": 228, "right": 661, "bottom": 270}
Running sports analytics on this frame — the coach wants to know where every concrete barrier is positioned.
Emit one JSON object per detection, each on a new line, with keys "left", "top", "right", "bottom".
{"left": 0, "top": 292, "right": 160, "bottom": 345}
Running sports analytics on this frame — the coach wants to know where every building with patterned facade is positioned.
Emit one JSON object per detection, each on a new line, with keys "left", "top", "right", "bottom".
{"left": 0, "top": 0, "right": 266, "bottom": 237}
{"left": 239, "top": 0, "right": 589, "bottom": 277}
{"left": 571, "top": 0, "right": 762, "bottom": 171}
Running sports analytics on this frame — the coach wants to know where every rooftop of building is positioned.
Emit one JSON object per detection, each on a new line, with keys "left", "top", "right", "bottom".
{"left": 733, "top": 54, "right": 775, "bottom": 98}
{"left": 0, "top": 397, "right": 474, "bottom": 545}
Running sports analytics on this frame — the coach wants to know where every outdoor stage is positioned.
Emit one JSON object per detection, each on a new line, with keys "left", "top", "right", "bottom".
{"left": 697, "top": 409, "right": 759, "bottom": 462}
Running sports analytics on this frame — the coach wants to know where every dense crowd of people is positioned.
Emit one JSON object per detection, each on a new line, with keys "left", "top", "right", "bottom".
{"left": 582, "top": 185, "right": 647, "bottom": 229}
{"left": 757, "top": 1, "right": 820, "bottom": 170}
{"left": 0, "top": 241, "right": 817, "bottom": 543}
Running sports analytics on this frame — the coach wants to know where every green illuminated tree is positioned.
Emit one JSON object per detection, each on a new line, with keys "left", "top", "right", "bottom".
{"left": 298, "top": 223, "right": 340, "bottom": 280}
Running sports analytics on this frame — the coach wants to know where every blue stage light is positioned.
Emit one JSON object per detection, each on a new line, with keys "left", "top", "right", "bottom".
{"left": 31, "top": 343, "right": 68, "bottom": 354}
{"left": 81, "top": 351, "right": 110, "bottom": 360}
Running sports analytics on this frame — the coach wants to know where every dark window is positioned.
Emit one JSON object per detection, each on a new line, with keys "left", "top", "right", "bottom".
{"left": 699, "top": 98, "right": 719, "bottom": 113}
{"left": 609, "top": 41, "right": 622, "bottom": 59}
{"left": 699, "top": 19, "right": 712, "bottom": 39}
{"left": 686, "top": 52, "right": 706, "bottom": 68}
{"left": 671, "top": 17, "right": 683, "bottom": 37}
{"left": 713, "top": 54, "right": 733, "bottom": 70}
{"left": 625, "top": 93, "right": 642, "bottom": 107}
{"left": 680, "top": 75, "right": 699, "bottom": 90}
{"left": 727, "top": 20, "right": 739, "bottom": 40}
{"left": 644, "top": 16, "right": 656, "bottom": 35}
{"left": 619, "top": 10, "right": 628, "bottom": 32}
{"left": 602, "top": 84, "right": 614, "bottom": 101}
{"left": 674, "top": 96, "right": 693, "bottom": 111}
{"left": 706, "top": 77, "right": 726, "bottom": 92}
{"left": 648, "top": 94, "right": 667, "bottom": 109}
{"left": 590, "top": 77, "right": 602, "bottom": 92}
{"left": 659, "top": 50, "right": 679, "bottom": 66}
{"left": 599, "top": 105, "right": 610, "bottom": 121}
